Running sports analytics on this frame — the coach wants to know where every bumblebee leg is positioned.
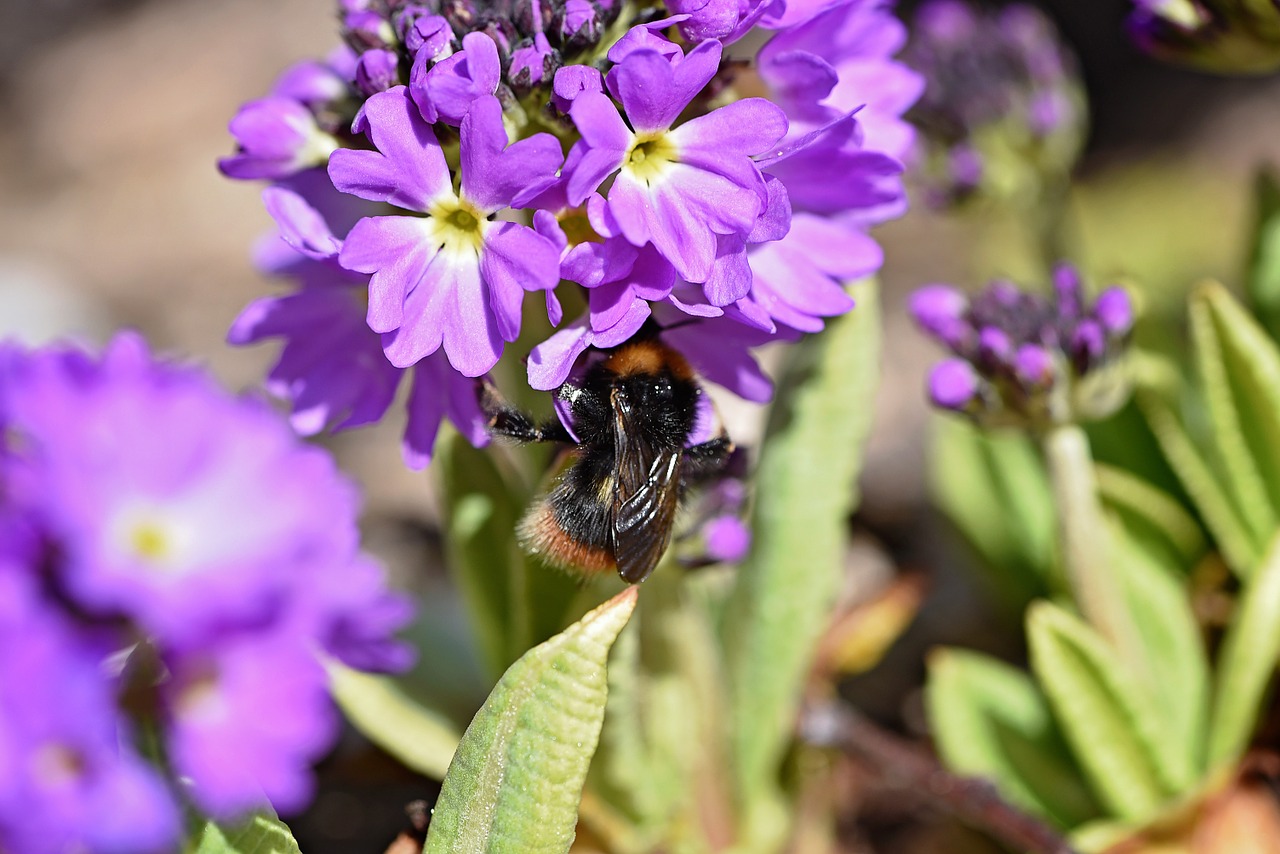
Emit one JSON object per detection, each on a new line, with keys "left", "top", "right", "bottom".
{"left": 682, "top": 436, "right": 734, "bottom": 481}
{"left": 479, "top": 378, "right": 575, "bottom": 444}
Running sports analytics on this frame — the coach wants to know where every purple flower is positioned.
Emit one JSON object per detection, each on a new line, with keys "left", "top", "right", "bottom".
{"left": 563, "top": 38, "right": 788, "bottom": 291}
{"left": 411, "top": 31, "right": 501, "bottom": 125}
{"left": 218, "top": 97, "right": 340, "bottom": 181}
{"left": 758, "top": 0, "right": 924, "bottom": 161}
{"left": 162, "top": 631, "right": 337, "bottom": 818}
{"left": 0, "top": 332, "right": 415, "bottom": 822}
{"left": 229, "top": 185, "right": 489, "bottom": 469}
{"left": 1, "top": 334, "right": 362, "bottom": 646}
{"left": 331, "top": 88, "right": 563, "bottom": 376}
{"left": 272, "top": 53, "right": 354, "bottom": 106}
{"left": 704, "top": 515, "right": 752, "bottom": 562}
{"left": 0, "top": 568, "right": 179, "bottom": 854}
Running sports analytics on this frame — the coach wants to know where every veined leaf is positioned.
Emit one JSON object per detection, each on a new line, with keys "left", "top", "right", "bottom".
{"left": 1095, "top": 463, "right": 1206, "bottom": 568}
{"left": 1245, "top": 169, "right": 1280, "bottom": 343}
{"left": 1140, "top": 394, "right": 1260, "bottom": 578}
{"left": 327, "top": 662, "right": 461, "bottom": 780}
{"left": 926, "top": 648, "right": 1100, "bottom": 829}
{"left": 723, "top": 280, "right": 880, "bottom": 824}
{"left": 1189, "top": 289, "right": 1276, "bottom": 543}
{"left": 424, "top": 587, "right": 638, "bottom": 854}
{"left": 1027, "top": 602, "right": 1174, "bottom": 822}
{"left": 1201, "top": 282, "right": 1280, "bottom": 512}
{"left": 187, "top": 812, "right": 301, "bottom": 854}
{"left": 1107, "top": 519, "right": 1209, "bottom": 790}
{"left": 1208, "top": 531, "right": 1280, "bottom": 768}
{"left": 931, "top": 418, "right": 1056, "bottom": 604}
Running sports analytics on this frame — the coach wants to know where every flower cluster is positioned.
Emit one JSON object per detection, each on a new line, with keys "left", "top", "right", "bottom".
{"left": 902, "top": 0, "right": 1084, "bottom": 208}
{"left": 0, "top": 334, "right": 413, "bottom": 853}
{"left": 910, "top": 264, "right": 1135, "bottom": 427}
{"left": 1127, "top": 0, "right": 1280, "bottom": 74}
{"left": 220, "top": 0, "right": 922, "bottom": 468}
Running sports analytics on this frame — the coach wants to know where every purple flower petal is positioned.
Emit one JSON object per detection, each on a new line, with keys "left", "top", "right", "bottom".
{"left": 609, "top": 41, "right": 722, "bottom": 133}
{"left": 413, "top": 31, "right": 501, "bottom": 125}
{"left": 551, "top": 63, "right": 605, "bottom": 113}
{"left": 328, "top": 88, "right": 450, "bottom": 211}
{"left": 262, "top": 187, "right": 341, "bottom": 261}
{"left": 671, "top": 97, "right": 789, "bottom": 158}
{"left": 528, "top": 322, "right": 594, "bottom": 390}
{"left": 459, "top": 96, "right": 565, "bottom": 214}
{"left": 481, "top": 221, "right": 561, "bottom": 340}
{"left": 339, "top": 215, "right": 435, "bottom": 334}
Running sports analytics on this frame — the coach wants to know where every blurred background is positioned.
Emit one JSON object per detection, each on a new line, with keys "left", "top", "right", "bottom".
{"left": 1, "top": 0, "right": 1277, "bottom": 850}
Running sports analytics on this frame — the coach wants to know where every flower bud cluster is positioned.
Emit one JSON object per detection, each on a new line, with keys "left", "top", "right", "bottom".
{"left": 1127, "top": 0, "right": 1280, "bottom": 74}
{"left": 911, "top": 264, "right": 1135, "bottom": 427}
{"left": 903, "top": 0, "right": 1085, "bottom": 208}
{"left": 0, "top": 334, "right": 413, "bottom": 853}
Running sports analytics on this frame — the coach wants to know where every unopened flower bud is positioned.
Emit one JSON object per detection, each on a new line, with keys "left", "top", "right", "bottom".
{"left": 508, "top": 33, "right": 559, "bottom": 94}
{"left": 929, "top": 359, "right": 983, "bottom": 411}
{"left": 356, "top": 49, "right": 402, "bottom": 96}
{"left": 555, "top": 0, "right": 604, "bottom": 52}
{"left": 909, "top": 284, "right": 971, "bottom": 348}
{"left": 1094, "top": 287, "right": 1134, "bottom": 336}
{"left": 344, "top": 9, "right": 397, "bottom": 50}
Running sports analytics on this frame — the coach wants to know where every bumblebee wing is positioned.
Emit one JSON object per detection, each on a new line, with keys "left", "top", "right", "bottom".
{"left": 611, "top": 389, "right": 681, "bottom": 583}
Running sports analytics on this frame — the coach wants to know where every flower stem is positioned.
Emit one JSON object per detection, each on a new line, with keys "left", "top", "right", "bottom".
{"left": 802, "top": 701, "right": 1080, "bottom": 854}
{"left": 1041, "top": 423, "right": 1132, "bottom": 652}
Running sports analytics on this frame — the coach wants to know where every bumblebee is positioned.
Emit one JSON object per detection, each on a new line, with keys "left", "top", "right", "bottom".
{"left": 481, "top": 336, "right": 733, "bottom": 583}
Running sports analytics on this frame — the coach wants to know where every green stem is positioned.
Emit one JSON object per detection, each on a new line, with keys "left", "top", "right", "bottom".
{"left": 1041, "top": 424, "right": 1133, "bottom": 654}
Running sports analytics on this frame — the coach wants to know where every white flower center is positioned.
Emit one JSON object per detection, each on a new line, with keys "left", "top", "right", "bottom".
{"left": 623, "top": 132, "right": 679, "bottom": 183}
{"left": 427, "top": 196, "right": 489, "bottom": 258}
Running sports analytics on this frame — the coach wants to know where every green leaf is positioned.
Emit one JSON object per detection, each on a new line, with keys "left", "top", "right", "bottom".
{"left": 424, "top": 587, "right": 638, "bottom": 854}
{"left": 1094, "top": 463, "right": 1206, "bottom": 568}
{"left": 586, "top": 571, "right": 731, "bottom": 849}
{"left": 723, "top": 279, "right": 880, "bottom": 821}
{"left": 931, "top": 417, "right": 1057, "bottom": 604}
{"left": 326, "top": 661, "right": 461, "bottom": 780}
{"left": 1027, "top": 602, "right": 1174, "bottom": 822}
{"left": 1107, "top": 519, "right": 1209, "bottom": 790}
{"left": 1140, "top": 394, "right": 1260, "bottom": 577}
{"left": 437, "top": 431, "right": 586, "bottom": 678}
{"left": 187, "top": 812, "right": 302, "bottom": 854}
{"left": 1208, "top": 531, "right": 1280, "bottom": 768}
{"left": 926, "top": 648, "right": 1101, "bottom": 829}
{"left": 1245, "top": 169, "right": 1280, "bottom": 342}
{"left": 1201, "top": 283, "right": 1280, "bottom": 513}
{"left": 1189, "top": 287, "right": 1277, "bottom": 542}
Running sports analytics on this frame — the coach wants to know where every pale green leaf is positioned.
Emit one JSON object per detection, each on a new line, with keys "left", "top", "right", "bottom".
{"left": 723, "top": 279, "right": 880, "bottom": 818}
{"left": 187, "top": 812, "right": 302, "bottom": 854}
{"left": 1189, "top": 289, "right": 1276, "bottom": 542}
{"left": 1107, "top": 519, "right": 1209, "bottom": 790}
{"left": 1027, "top": 602, "right": 1174, "bottom": 822}
{"left": 1208, "top": 531, "right": 1280, "bottom": 767}
{"left": 1245, "top": 169, "right": 1280, "bottom": 342}
{"left": 326, "top": 662, "right": 461, "bottom": 780}
{"left": 1140, "top": 395, "right": 1260, "bottom": 577}
{"left": 1094, "top": 463, "right": 1206, "bottom": 567}
{"left": 1201, "top": 282, "right": 1280, "bottom": 511}
{"left": 424, "top": 587, "right": 638, "bottom": 854}
{"left": 926, "top": 648, "right": 1100, "bottom": 829}
{"left": 931, "top": 418, "right": 1057, "bottom": 603}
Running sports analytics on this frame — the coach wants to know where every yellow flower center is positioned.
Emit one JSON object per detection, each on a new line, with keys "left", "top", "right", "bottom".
{"left": 559, "top": 210, "right": 604, "bottom": 246}
{"left": 129, "top": 521, "right": 172, "bottom": 564}
{"left": 624, "top": 133, "right": 678, "bottom": 183}
{"left": 427, "top": 196, "right": 488, "bottom": 257}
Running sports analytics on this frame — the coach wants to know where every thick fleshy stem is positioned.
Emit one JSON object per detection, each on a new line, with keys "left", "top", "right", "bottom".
{"left": 802, "top": 701, "right": 1079, "bottom": 854}
{"left": 1042, "top": 423, "right": 1137, "bottom": 656}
